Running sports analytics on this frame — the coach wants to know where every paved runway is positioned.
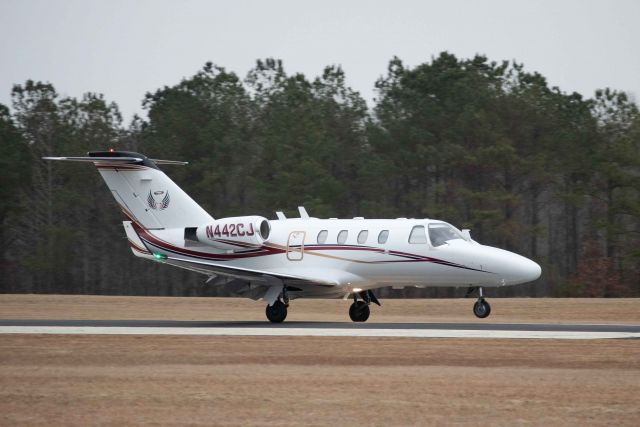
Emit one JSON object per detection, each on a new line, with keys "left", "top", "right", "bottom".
{"left": 1, "top": 319, "right": 638, "bottom": 339}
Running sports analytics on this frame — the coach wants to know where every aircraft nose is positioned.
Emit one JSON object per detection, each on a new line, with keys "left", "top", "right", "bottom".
{"left": 519, "top": 257, "right": 542, "bottom": 283}
{"left": 481, "top": 247, "right": 542, "bottom": 285}
{"left": 503, "top": 254, "right": 541, "bottom": 285}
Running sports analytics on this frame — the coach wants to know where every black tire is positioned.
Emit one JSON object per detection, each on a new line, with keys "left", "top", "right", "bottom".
{"left": 473, "top": 299, "right": 491, "bottom": 318}
{"left": 349, "top": 301, "right": 370, "bottom": 322}
{"left": 266, "top": 300, "right": 288, "bottom": 323}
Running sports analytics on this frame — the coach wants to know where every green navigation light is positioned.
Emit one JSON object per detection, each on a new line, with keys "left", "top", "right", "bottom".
{"left": 153, "top": 253, "right": 166, "bottom": 260}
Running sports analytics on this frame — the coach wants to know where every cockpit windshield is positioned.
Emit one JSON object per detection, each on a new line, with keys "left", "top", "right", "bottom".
{"left": 428, "top": 223, "right": 464, "bottom": 247}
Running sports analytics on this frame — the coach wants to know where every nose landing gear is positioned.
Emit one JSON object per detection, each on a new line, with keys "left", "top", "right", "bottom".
{"left": 469, "top": 286, "right": 491, "bottom": 318}
{"left": 473, "top": 298, "right": 491, "bottom": 318}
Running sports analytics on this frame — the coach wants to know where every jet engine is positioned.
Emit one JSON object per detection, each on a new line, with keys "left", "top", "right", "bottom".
{"left": 190, "top": 216, "right": 271, "bottom": 250}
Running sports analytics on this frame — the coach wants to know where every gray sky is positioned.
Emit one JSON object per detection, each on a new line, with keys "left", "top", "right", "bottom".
{"left": 1, "top": 0, "right": 638, "bottom": 122}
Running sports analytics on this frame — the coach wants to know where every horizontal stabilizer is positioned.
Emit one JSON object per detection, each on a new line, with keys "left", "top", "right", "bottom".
{"left": 43, "top": 156, "right": 143, "bottom": 163}
{"left": 43, "top": 156, "right": 187, "bottom": 166}
{"left": 150, "top": 159, "right": 189, "bottom": 166}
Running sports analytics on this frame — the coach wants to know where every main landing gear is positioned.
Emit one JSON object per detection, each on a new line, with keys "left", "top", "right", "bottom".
{"left": 349, "top": 290, "right": 380, "bottom": 322}
{"left": 266, "top": 286, "right": 289, "bottom": 323}
{"left": 467, "top": 286, "right": 491, "bottom": 319}
{"left": 349, "top": 301, "right": 369, "bottom": 322}
{"left": 266, "top": 300, "right": 287, "bottom": 323}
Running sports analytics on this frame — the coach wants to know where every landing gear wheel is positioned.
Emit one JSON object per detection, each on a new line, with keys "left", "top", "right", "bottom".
{"left": 349, "top": 301, "right": 370, "bottom": 322}
{"left": 266, "top": 300, "right": 288, "bottom": 323}
{"left": 473, "top": 299, "right": 491, "bottom": 318}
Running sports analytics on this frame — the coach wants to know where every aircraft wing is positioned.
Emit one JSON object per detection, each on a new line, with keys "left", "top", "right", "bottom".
{"left": 161, "top": 255, "right": 362, "bottom": 289}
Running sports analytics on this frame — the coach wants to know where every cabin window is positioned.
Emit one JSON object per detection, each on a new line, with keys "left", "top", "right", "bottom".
{"left": 378, "top": 230, "right": 389, "bottom": 244}
{"left": 317, "top": 230, "right": 328, "bottom": 244}
{"left": 428, "top": 223, "right": 464, "bottom": 247}
{"left": 357, "top": 230, "right": 368, "bottom": 244}
{"left": 408, "top": 225, "right": 427, "bottom": 244}
{"left": 337, "top": 230, "right": 348, "bottom": 244}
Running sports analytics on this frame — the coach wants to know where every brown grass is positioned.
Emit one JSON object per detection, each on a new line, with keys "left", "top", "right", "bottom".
{"left": 0, "top": 295, "right": 639, "bottom": 426}
{"left": 0, "top": 335, "right": 639, "bottom": 426}
{"left": 1, "top": 294, "right": 639, "bottom": 324}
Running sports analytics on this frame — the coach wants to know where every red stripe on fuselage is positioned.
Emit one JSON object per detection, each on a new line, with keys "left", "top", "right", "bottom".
{"left": 131, "top": 221, "right": 285, "bottom": 260}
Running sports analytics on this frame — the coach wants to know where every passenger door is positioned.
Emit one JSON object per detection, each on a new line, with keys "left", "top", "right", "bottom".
{"left": 286, "top": 231, "right": 305, "bottom": 261}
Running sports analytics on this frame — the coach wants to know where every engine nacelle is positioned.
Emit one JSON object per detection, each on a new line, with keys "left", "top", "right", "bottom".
{"left": 194, "top": 216, "right": 271, "bottom": 250}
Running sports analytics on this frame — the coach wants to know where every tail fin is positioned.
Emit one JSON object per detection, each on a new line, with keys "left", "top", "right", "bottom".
{"left": 44, "top": 151, "right": 213, "bottom": 230}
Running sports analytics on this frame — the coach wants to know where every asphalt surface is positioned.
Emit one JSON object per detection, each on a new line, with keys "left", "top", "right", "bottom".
{"left": 0, "top": 319, "right": 638, "bottom": 333}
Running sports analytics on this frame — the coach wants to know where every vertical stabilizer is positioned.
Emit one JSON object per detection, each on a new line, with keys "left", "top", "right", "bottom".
{"left": 44, "top": 151, "right": 214, "bottom": 230}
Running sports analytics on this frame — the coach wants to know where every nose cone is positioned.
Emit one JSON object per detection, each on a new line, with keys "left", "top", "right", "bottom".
{"left": 517, "top": 257, "right": 542, "bottom": 284}
{"left": 501, "top": 253, "right": 541, "bottom": 285}
{"left": 480, "top": 247, "right": 542, "bottom": 285}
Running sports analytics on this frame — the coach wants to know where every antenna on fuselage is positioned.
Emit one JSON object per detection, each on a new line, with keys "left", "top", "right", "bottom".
{"left": 298, "top": 206, "right": 309, "bottom": 219}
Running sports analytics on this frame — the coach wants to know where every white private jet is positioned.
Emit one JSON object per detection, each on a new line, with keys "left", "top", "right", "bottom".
{"left": 44, "top": 151, "right": 541, "bottom": 323}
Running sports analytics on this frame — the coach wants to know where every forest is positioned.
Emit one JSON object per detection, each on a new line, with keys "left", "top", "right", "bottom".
{"left": 1, "top": 52, "right": 639, "bottom": 298}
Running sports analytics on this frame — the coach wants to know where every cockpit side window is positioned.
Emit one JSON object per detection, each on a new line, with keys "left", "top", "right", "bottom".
{"left": 428, "top": 223, "right": 464, "bottom": 247}
{"left": 408, "top": 225, "right": 427, "bottom": 244}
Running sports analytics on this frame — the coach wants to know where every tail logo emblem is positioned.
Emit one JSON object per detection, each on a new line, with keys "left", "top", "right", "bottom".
{"left": 147, "top": 190, "right": 170, "bottom": 210}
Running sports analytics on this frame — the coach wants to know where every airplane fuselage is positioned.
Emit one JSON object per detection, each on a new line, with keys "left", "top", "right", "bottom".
{"left": 130, "top": 216, "right": 541, "bottom": 299}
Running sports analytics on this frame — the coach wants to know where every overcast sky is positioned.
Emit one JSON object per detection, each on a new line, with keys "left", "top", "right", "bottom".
{"left": 1, "top": 0, "right": 638, "bottom": 122}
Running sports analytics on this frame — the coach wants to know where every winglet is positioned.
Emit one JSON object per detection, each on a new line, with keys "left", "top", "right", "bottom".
{"left": 298, "top": 206, "right": 309, "bottom": 219}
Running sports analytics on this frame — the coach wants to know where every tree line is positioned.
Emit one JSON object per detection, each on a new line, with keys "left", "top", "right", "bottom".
{"left": 1, "top": 53, "right": 639, "bottom": 298}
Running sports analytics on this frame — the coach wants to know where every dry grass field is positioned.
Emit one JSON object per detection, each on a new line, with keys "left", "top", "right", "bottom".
{"left": 1, "top": 294, "right": 639, "bottom": 324}
{"left": 0, "top": 295, "right": 639, "bottom": 426}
